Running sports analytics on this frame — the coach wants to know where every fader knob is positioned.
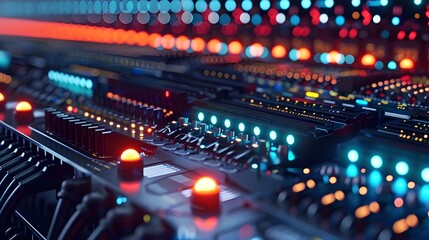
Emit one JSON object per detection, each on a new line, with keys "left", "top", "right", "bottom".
{"left": 191, "top": 177, "right": 220, "bottom": 212}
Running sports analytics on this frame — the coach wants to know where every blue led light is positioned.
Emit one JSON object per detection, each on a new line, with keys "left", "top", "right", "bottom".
{"left": 182, "top": 0, "right": 194, "bottom": 12}
{"left": 370, "top": 155, "right": 383, "bottom": 168}
{"left": 345, "top": 55, "right": 355, "bottom": 64}
{"left": 209, "top": 0, "right": 221, "bottom": 11}
{"left": 419, "top": 185, "right": 429, "bottom": 203}
{"left": 210, "top": 115, "right": 218, "bottom": 125}
{"left": 286, "top": 134, "right": 295, "bottom": 145}
{"left": 414, "top": 0, "right": 422, "bottom": 5}
{"left": 347, "top": 150, "right": 359, "bottom": 162}
{"left": 368, "top": 170, "right": 382, "bottom": 188}
{"left": 325, "top": 0, "right": 334, "bottom": 8}
{"left": 301, "top": 0, "right": 311, "bottom": 9}
{"left": 241, "top": 0, "right": 252, "bottom": 11}
{"left": 260, "top": 0, "right": 270, "bottom": 11}
{"left": 320, "top": 52, "right": 329, "bottom": 64}
{"left": 351, "top": 0, "right": 360, "bottom": 7}
{"left": 356, "top": 99, "right": 368, "bottom": 106}
{"left": 251, "top": 14, "right": 262, "bottom": 25}
{"left": 288, "top": 150, "right": 296, "bottom": 161}
{"left": 392, "top": 17, "right": 400, "bottom": 26}
{"left": 387, "top": 61, "right": 397, "bottom": 70}
{"left": 238, "top": 122, "right": 245, "bottom": 132}
{"left": 395, "top": 161, "right": 409, "bottom": 176}
{"left": 280, "top": 0, "right": 290, "bottom": 10}
{"left": 116, "top": 196, "right": 127, "bottom": 205}
{"left": 375, "top": 61, "right": 384, "bottom": 70}
{"left": 421, "top": 168, "right": 429, "bottom": 182}
{"left": 290, "top": 15, "right": 300, "bottom": 26}
{"left": 335, "top": 16, "right": 345, "bottom": 26}
{"left": 224, "top": 119, "right": 231, "bottom": 128}
{"left": 289, "top": 49, "right": 298, "bottom": 61}
{"left": 269, "top": 130, "right": 277, "bottom": 141}
{"left": 346, "top": 164, "right": 359, "bottom": 178}
{"left": 197, "top": 112, "right": 204, "bottom": 121}
{"left": 225, "top": 0, "right": 236, "bottom": 12}
{"left": 392, "top": 177, "right": 407, "bottom": 196}
{"left": 381, "top": 30, "right": 390, "bottom": 39}
{"left": 195, "top": 0, "right": 207, "bottom": 12}
{"left": 253, "top": 126, "right": 261, "bottom": 136}
{"left": 380, "top": 0, "right": 388, "bottom": 6}
{"left": 0, "top": 50, "right": 11, "bottom": 69}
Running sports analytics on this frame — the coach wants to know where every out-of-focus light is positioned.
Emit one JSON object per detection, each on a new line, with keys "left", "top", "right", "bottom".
{"left": 380, "top": 0, "right": 388, "bottom": 6}
{"left": 286, "top": 134, "right": 295, "bottom": 145}
{"left": 207, "top": 39, "right": 222, "bottom": 53}
{"left": 414, "top": 0, "right": 422, "bottom": 5}
{"left": 347, "top": 149, "right": 359, "bottom": 162}
{"left": 228, "top": 41, "right": 243, "bottom": 55}
{"left": 421, "top": 168, "right": 429, "bottom": 183}
{"left": 272, "top": 45, "right": 286, "bottom": 58}
{"left": 120, "top": 149, "right": 141, "bottom": 162}
{"left": 370, "top": 155, "right": 383, "bottom": 169}
{"left": 361, "top": 54, "right": 376, "bottom": 66}
{"left": 395, "top": 161, "right": 409, "bottom": 176}
{"left": 224, "top": 119, "right": 231, "bottom": 128}
{"left": 253, "top": 126, "right": 261, "bottom": 136}
{"left": 197, "top": 112, "right": 204, "bottom": 121}
{"left": 15, "top": 101, "right": 32, "bottom": 112}
{"left": 373, "top": 15, "right": 381, "bottom": 24}
{"left": 319, "top": 13, "right": 328, "bottom": 24}
{"left": 191, "top": 37, "right": 206, "bottom": 52}
{"left": 238, "top": 122, "right": 245, "bottom": 132}
{"left": 298, "top": 48, "right": 311, "bottom": 60}
{"left": 269, "top": 130, "right": 277, "bottom": 140}
{"left": 388, "top": 61, "right": 397, "bottom": 70}
{"left": 210, "top": 115, "right": 217, "bottom": 125}
{"left": 356, "top": 99, "right": 368, "bottom": 106}
{"left": 392, "top": 16, "right": 400, "bottom": 25}
{"left": 305, "top": 91, "right": 319, "bottom": 98}
{"left": 249, "top": 43, "right": 264, "bottom": 58}
{"left": 399, "top": 58, "right": 414, "bottom": 70}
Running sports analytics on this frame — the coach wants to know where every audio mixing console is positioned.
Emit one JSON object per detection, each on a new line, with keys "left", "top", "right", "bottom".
{"left": 1, "top": 1, "right": 429, "bottom": 240}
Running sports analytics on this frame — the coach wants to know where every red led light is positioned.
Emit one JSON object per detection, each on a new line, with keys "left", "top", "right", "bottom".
{"left": 191, "top": 37, "right": 206, "bottom": 52}
{"left": 191, "top": 177, "right": 220, "bottom": 212}
{"left": 120, "top": 149, "right": 141, "bottom": 162}
{"left": 14, "top": 101, "right": 33, "bottom": 124}
{"left": 165, "top": 90, "right": 170, "bottom": 98}
{"left": 147, "top": 128, "right": 153, "bottom": 133}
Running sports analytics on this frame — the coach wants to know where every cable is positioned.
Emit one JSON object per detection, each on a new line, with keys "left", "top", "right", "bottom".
{"left": 47, "top": 177, "right": 91, "bottom": 240}
{"left": 58, "top": 192, "right": 115, "bottom": 240}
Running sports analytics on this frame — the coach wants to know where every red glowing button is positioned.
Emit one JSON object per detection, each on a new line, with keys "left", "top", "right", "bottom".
{"left": 191, "top": 177, "right": 220, "bottom": 212}
{"left": 118, "top": 149, "right": 143, "bottom": 179}
{"left": 120, "top": 149, "right": 141, "bottom": 162}
{"left": 14, "top": 101, "right": 33, "bottom": 124}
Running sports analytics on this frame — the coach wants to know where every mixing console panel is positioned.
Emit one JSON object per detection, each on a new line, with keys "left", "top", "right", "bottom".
{"left": 1, "top": 1, "right": 429, "bottom": 240}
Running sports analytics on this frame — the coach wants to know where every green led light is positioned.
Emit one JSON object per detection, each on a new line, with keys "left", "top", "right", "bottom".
{"left": 253, "top": 126, "right": 261, "bottom": 136}
{"left": 395, "top": 161, "right": 409, "bottom": 176}
{"left": 422, "top": 168, "right": 429, "bottom": 183}
{"left": 269, "top": 130, "right": 277, "bottom": 140}
{"left": 286, "top": 134, "right": 295, "bottom": 145}
{"left": 210, "top": 115, "right": 217, "bottom": 125}
{"left": 224, "top": 119, "right": 231, "bottom": 128}
{"left": 238, "top": 122, "right": 245, "bottom": 132}
{"left": 197, "top": 112, "right": 204, "bottom": 121}
{"left": 370, "top": 155, "right": 383, "bottom": 169}
{"left": 347, "top": 150, "right": 359, "bottom": 162}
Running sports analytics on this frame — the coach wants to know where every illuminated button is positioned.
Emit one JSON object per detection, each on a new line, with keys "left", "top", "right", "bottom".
{"left": 191, "top": 177, "right": 220, "bottom": 212}
{"left": 118, "top": 149, "right": 143, "bottom": 179}
{"left": 0, "top": 92, "right": 4, "bottom": 102}
{"left": 0, "top": 92, "right": 5, "bottom": 110}
{"left": 14, "top": 101, "right": 33, "bottom": 124}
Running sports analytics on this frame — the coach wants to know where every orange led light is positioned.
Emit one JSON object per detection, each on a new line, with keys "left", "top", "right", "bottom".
{"left": 272, "top": 45, "right": 286, "bottom": 58}
{"left": 15, "top": 101, "right": 32, "bottom": 112}
{"left": 298, "top": 48, "right": 311, "bottom": 60}
{"left": 191, "top": 37, "right": 206, "bottom": 52}
{"left": 399, "top": 58, "right": 414, "bottom": 70}
{"left": 193, "top": 177, "right": 219, "bottom": 194}
{"left": 228, "top": 41, "right": 243, "bottom": 55}
{"left": 120, "top": 149, "right": 141, "bottom": 162}
{"left": 0, "top": 93, "right": 4, "bottom": 102}
{"left": 207, "top": 39, "right": 222, "bottom": 53}
{"left": 361, "top": 54, "right": 376, "bottom": 66}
